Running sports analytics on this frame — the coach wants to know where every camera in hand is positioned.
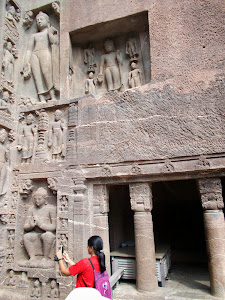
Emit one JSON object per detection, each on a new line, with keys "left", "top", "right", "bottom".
{"left": 54, "top": 246, "right": 64, "bottom": 261}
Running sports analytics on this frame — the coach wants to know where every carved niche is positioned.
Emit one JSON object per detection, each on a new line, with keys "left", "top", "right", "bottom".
{"left": 70, "top": 12, "right": 150, "bottom": 98}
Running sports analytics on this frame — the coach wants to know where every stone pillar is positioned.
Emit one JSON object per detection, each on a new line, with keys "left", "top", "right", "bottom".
{"left": 129, "top": 182, "right": 158, "bottom": 292}
{"left": 197, "top": 178, "right": 225, "bottom": 298}
{"left": 93, "top": 184, "right": 110, "bottom": 274}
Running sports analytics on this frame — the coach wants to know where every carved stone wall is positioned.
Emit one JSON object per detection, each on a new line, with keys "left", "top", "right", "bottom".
{"left": 0, "top": 0, "right": 224, "bottom": 299}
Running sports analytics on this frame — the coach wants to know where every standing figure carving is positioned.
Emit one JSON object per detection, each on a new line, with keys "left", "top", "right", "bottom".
{"left": 128, "top": 62, "right": 142, "bottom": 88}
{"left": 22, "top": 11, "right": 59, "bottom": 102}
{"left": 2, "top": 41, "right": 15, "bottom": 86}
{"left": 48, "top": 110, "right": 66, "bottom": 161}
{"left": 0, "top": 129, "right": 9, "bottom": 199}
{"left": 84, "top": 43, "right": 96, "bottom": 72}
{"left": 17, "top": 114, "right": 37, "bottom": 163}
{"left": 22, "top": 187, "right": 56, "bottom": 268}
{"left": 8, "top": 230, "right": 15, "bottom": 249}
{"left": 85, "top": 71, "right": 96, "bottom": 95}
{"left": 126, "top": 36, "right": 139, "bottom": 61}
{"left": 97, "top": 39, "right": 123, "bottom": 91}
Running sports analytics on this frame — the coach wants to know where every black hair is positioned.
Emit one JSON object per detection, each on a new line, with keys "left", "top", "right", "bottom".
{"left": 88, "top": 235, "right": 106, "bottom": 273}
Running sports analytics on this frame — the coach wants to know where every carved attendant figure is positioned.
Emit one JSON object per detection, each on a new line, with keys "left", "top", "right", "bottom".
{"left": 126, "top": 36, "right": 139, "bottom": 61}
{"left": 84, "top": 43, "right": 96, "bottom": 71}
{"left": 0, "top": 129, "right": 9, "bottom": 198}
{"left": 23, "top": 187, "right": 56, "bottom": 267}
{"left": 2, "top": 41, "right": 15, "bottom": 86}
{"left": 52, "top": 2, "right": 60, "bottom": 17}
{"left": 22, "top": 11, "right": 59, "bottom": 102}
{"left": 128, "top": 62, "right": 142, "bottom": 88}
{"left": 22, "top": 11, "right": 34, "bottom": 30}
{"left": 8, "top": 230, "right": 15, "bottom": 248}
{"left": 17, "top": 114, "right": 37, "bottom": 163}
{"left": 48, "top": 110, "right": 66, "bottom": 161}
{"left": 97, "top": 39, "right": 123, "bottom": 91}
{"left": 85, "top": 71, "right": 96, "bottom": 95}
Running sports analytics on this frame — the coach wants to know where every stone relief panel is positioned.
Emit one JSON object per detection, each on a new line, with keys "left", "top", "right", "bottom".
{"left": 15, "top": 183, "right": 57, "bottom": 269}
{"left": 70, "top": 12, "right": 150, "bottom": 98}
{"left": 17, "top": 109, "right": 67, "bottom": 163}
{"left": 20, "top": 7, "right": 60, "bottom": 104}
{"left": 3, "top": 269, "right": 29, "bottom": 291}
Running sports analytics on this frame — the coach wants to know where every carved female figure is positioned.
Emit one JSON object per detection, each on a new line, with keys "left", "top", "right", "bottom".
{"left": 22, "top": 11, "right": 59, "bottom": 102}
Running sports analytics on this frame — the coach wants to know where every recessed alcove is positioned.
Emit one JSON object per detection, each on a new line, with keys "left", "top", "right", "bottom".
{"left": 69, "top": 12, "right": 150, "bottom": 98}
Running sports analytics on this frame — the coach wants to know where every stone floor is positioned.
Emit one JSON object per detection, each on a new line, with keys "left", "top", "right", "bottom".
{"left": 113, "top": 260, "right": 221, "bottom": 300}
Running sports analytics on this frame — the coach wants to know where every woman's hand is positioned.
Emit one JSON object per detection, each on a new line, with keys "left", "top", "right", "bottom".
{"left": 63, "top": 252, "right": 75, "bottom": 266}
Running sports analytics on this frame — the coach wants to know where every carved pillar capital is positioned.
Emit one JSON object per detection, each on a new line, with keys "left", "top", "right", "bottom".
{"left": 72, "top": 174, "right": 87, "bottom": 203}
{"left": 129, "top": 182, "right": 152, "bottom": 212}
{"left": 197, "top": 178, "right": 224, "bottom": 211}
